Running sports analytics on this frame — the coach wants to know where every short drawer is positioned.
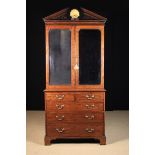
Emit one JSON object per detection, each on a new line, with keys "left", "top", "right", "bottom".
{"left": 46, "top": 123, "right": 103, "bottom": 138}
{"left": 75, "top": 92, "right": 104, "bottom": 103}
{"left": 46, "top": 101, "right": 74, "bottom": 112}
{"left": 45, "top": 92, "right": 74, "bottom": 102}
{"left": 46, "top": 112, "right": 103, "bottom": 123}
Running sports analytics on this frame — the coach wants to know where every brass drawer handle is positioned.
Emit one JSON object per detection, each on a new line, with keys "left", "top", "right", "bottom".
{"left": 85, "top": 115, "right": 95, "bottom": 120}
{"left": 56, "top": 104, "right": 64, "bottom": 110}
{"left": 85, "top": 104, "right": 95, "bottom": 109}
{"left": 56, "top": 128, "right": 65, "bottom": 133}
{"left": 56, "top": 115, "right": 64, "bottom": 121}
{"left": 56, "top": 94, "right": 65, "bottom": 100}
{"left": 85, "top": 94, "right": 95, "bottom": 100}
{"left": 85, "top": 128, "right": 95, "bottom": 133}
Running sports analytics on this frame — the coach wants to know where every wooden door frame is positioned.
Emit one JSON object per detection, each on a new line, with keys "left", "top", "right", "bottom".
{"left": 75, "top": 25, "right": 105, "bottom": 90}
{"left": 45, "top": 25, "right": 75, "bottom": 90}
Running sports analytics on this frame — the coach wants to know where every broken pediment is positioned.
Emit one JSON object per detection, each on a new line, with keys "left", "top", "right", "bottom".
{"left": 43, "top": 8, "right": 107, "bottom": 24}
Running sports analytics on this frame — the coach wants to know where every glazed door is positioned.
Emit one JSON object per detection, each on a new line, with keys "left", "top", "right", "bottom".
{"left": 75, "top": 26, "right": 104, "bottom": 89}
{"left": 46, "top": 26, "right": 75, "bottom": 89}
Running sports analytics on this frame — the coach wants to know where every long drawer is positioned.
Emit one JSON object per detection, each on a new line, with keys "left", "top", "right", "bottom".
{"left": 46, "top": 123, "right": 104, "bottom": 138}
{"left": 45, "top": 92, "right": 105, "bottom": 103}
{"left": 46, "top": 112, "right": 103, "bottom": 123}
{"left": 46, "top": 101, "right": 104, "bottom": 112}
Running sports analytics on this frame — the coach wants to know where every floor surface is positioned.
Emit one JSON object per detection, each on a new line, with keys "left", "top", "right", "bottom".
{"left": 26, "top": 111, "right": 129, "bottom": 155}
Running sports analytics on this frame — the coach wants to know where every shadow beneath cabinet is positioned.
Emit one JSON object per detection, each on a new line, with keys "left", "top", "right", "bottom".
{"left": 51, "top": 138, "right": 100, "bottom": 144}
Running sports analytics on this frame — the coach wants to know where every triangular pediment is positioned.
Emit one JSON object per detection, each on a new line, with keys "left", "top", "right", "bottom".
{"left": 43, "top": 8, "right": 107, "bottom": 23}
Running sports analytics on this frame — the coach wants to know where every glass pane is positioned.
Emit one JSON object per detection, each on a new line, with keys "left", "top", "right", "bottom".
{"left": 49, "top": 29, "right": 71, "bottom": 85}
{"left": 79, "top": 29, "right": 101, "bottom": 85}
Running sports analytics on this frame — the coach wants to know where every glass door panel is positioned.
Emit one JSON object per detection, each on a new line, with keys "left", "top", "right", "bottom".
{"left": 79, "top": 29, "right": 101, "bottom": 85}
{"left": 48, "top": 29, "right": 71, "bottom": 85}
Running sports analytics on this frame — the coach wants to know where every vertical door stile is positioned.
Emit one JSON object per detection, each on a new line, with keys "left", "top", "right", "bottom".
{"left": 75, "top": 26, "right": 79, "bottom": 88}
{"left": 74, "top": 26, "right": 76, "bottom": 87}
{"left": 71, "top": 25, "right": 77, "bottom": 88}
{"left": 101, "top": 27, "right": 104, "bottom": 88}
{"left": 71, "top": 26, "right": 75, "bottom": 88}
{"left": 46, "top": 25, "right": 49, "bottom": 89}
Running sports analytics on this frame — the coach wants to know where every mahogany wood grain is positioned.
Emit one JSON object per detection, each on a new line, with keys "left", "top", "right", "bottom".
{"left": 45, "top": 92, "right": 105, "bottom": 102}
{"left": 46, "top": 123, "right": 104, "bottom": 138}
{"left": 45, "top": 92, "right": 75, "bottom": 102}
{"left": 44, "top": 8, "right": 106, "bottom": 145}
{"left": 45, "top": 24, "right": 104, "bottom": 91}
{"left": 45, "top": 25, "right": 75, "bottom": 90}
{"left": 46, "top": 101, "right": 104, "bottom": 112}
{"left": 75, "top": 92, "right": 104, "bottom": 103}
{"left": 46, "top": 112, "right": 104, "bottom": 123}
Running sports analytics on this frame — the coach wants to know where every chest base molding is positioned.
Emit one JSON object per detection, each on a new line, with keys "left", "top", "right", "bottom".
{"left": 44, "top": 91, "right": 106, "bottom": 145}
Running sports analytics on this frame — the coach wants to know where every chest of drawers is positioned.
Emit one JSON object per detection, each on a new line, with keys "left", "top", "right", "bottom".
{"left": 44, "top": 91, "right": 106, "bottom": 145}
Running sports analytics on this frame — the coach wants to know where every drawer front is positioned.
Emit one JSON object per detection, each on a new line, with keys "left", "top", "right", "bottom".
{"left": 75, "top": 102, "right": 104, "bottom": 111}
{"left": 75, "top": 92, "right": 104, "bottom": 103}
{"left": 46, "top": 112, "right": 103, "bottom": 123}
{"left": 46, "top": 101, "right": 74, "bottom": 112}
{"left": 46, "top": 101, "right": 104, "bottom": 112}
{"left": 45, "top": 92, "right": 74, "bottom": 102}
{"left": 46, "top": 123, "right": 103, "bottom": 138}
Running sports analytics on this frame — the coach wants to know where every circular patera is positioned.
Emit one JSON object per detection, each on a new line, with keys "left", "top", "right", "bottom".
{"left": 70, "top": 9, "right": 80, "bottom": 19}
